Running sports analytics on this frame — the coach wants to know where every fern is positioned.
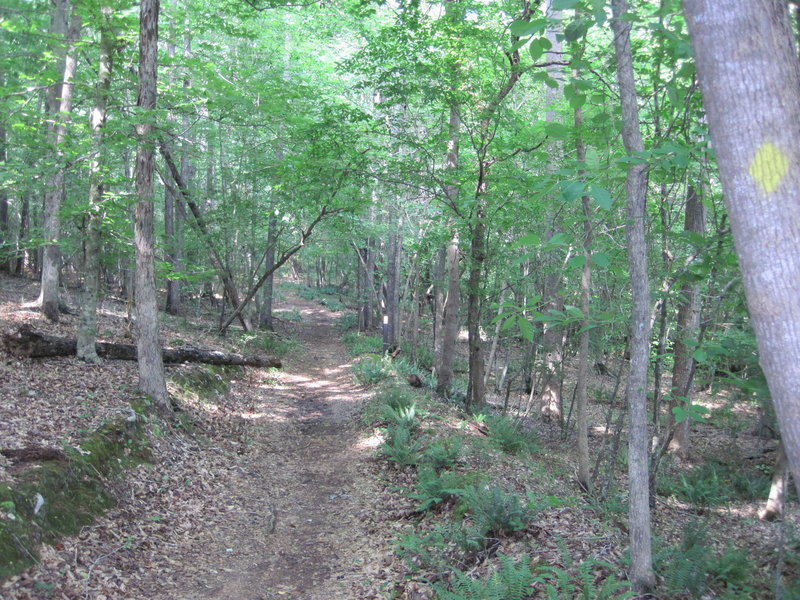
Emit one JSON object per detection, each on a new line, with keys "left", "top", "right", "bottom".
{"left": 410, "top": 468, "right": 465, "bottom": 512}
{"left": 461, "top": 485, "right": 530, "bottom": 537}
{"left": 421, "top": 436, "right": 463, "bottom": 471}
{"left": 380, "top": 424, "right": 422, "bottom": 466}
{"left": 541, "top": 560, "right": 633, "bottom": 600}
{"left": 433, "top": 554, "right": 536, "bottom": 600}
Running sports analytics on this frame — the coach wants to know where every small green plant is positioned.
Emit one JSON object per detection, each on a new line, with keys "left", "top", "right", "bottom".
{"left": 540, "top": 559, "right": 633, "bottom": 600}
{"left": 380, "top": 424, "right": 423, "bottom": 467}
{"left": 343, "top": 332, "right": 384, "bottom": 355}
{"left": 460, "top": 485, "right": 530, "bottom": 538}
{"left": 653, "top": 522, "right": 752, "bottom": 599}
{"left": 410, "top": 468, "right": 466, "bottom": 512}
{"left": 335, "top": 313, "right": 359, "bottom": 331}
{"left": 420, "top": 436, "right": 463, "bottom": 471}
{"left": 353, "top": 356, "right": 391, "bottom": 385}
{"left": 382, "top": 402, "right": 419, "bottom": 430}
{"left": 432, "top": 554, "right": 537, "bottom": 600}
{"left": 485, "top": 414, "right": 539, "bottom": 455}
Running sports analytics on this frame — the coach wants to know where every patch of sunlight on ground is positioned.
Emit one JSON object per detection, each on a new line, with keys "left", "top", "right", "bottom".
{"left": 355, "top": 430, "right": 385, "bottom": 450}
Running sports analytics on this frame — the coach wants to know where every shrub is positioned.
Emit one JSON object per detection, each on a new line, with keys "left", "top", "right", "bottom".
{"left": 420, "top": 436, "right": 463, "bottom": 471}
{"left": 655, "top": 522, "right": 753, "bottom": 599}
{"left": 380, "top": 424, "right": 422, "bottom": 467}
{"left": 460, "top": 485, "right": 530, "bottom": 538}
{"left": 540, "top": 559, "right": 633, "bottom": 600}
{"left": 335, "top": 313, "right": 359, "bottom": 331}
{"left": 485, "top": 414, "right": 539, "bottom": 455}
{"left": 382, "top": 403, "right": 419, "bottom": 431}
{"left": 410, "top": 468, "right": 466, "bottom": 512}
{"left": 342, "top": 333, "right": 384, "bottom": 355}
{"left": 353, "top": 356, "right": 390, "bottom": 385}
{"left": 432, "top": 554, "right": 536, "bottom": 600}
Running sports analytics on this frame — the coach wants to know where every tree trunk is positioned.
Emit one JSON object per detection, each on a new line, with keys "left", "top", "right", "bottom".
{"left": 669, "top": 185, "right": 705, "bottom": 458}
{"left": 465, "top": 203, "right": 486, "bottom": 410}
{"left": 38, "top": 2, "right": 81, "bottom": 322}
{"left": 259, "top": 217, "right": 278, "bottom": 329}
{"left": 3, "top": 324, "right": 281, "bottom": 367}
{"left": 682, "top": 0, "right": 800, "bottom": 498}
{"left": 0, "top": 122, "right": 9, "bottom": 274}
{"left": 134, "top": 0, "right": 171, "bottom": 415}
{"left": 612, "top": 0, "right": 655, "bottom": 590}
{"left": 759, "top": 442, "right": 788, "bottom": 521}
{"left": 538, "top": 231, "right": 564, "bottom": 421}
{"left": 77, "top": 7, "right": 114, "bottom": 364}
{"left": 575, "top": 104, "right": 592, "bottom": 493}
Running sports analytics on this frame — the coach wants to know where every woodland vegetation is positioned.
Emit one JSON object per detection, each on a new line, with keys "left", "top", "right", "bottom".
{"left": 1, "top": 0, "right": 800, "bottom": 597}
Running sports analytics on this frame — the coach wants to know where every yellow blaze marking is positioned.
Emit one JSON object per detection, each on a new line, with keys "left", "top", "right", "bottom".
{"left": 749, "top": 142, "right": 789, "bottom": 194}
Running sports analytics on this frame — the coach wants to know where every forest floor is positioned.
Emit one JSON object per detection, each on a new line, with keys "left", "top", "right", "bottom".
{"left": 0, "top": 274, "right": 798, "bottom": 599}
{"left": 0, "top": 277, "right": 401, "bottom": 599}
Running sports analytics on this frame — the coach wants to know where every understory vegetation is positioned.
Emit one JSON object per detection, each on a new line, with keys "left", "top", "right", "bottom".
{"left": 351, "top": 320, "right": 797, "bottom": 599}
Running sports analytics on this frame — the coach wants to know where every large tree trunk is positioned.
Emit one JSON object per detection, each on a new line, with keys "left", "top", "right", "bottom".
{"left": 682, "top": 0, "right": 800, "bottom": 498}
{"left": 436, "top": 105, "right": 462, "bottom": 397}
{"left": 259, "top": 217, "right": 278, "bottom": 329}
{"left": 3, "top": 324, "right": 280, "bottom": 367}
{"left": 38, "top": 2, "right": 81, "bottom": 322}
{"left": 77, "top": 7, "right": 114, "bottom": 364}
{"left": 669, "top": 185, "right": 705, "bottom": 459}
{"left": 612, "top": 0, "right": 655, "bottom": 590}
{"left": 134, "top": 0, "right": 171, "bottom": 415}
{"left": 465, "top": 202, "right": 486, "bottom": 410}
{"left": 0, "top": 122, "right": 9, "bottom": 274}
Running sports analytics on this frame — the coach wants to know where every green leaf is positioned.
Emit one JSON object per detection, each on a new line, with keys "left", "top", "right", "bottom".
{"left": 584, "top": 146, "right": 600, "bottom": 171}
{"left": 564, "top": 18, "right": 589, "bottom": 42}
{"left": 510, "top": 20, "right": 538, "bottom": 37}
{"left": 552, "top": 0, "right": 580, "bottom": 9}
{"left": 529, "top": 36, "right": 553, "bottom": 61}
{"left": 517, "top": 315, "right": 534, "bottom": 341}
{"left": 590, "top": 252, "right": 610, "bottom": 268}
{"left": 513, "top": 232, "right": 540, "bottom": 247}
{"left": 567, "top": 255, "right": 586, "bottom": 269}
{"left": 544, "top": 122, "right": 571, "bottom": 139}
{"left": 692, "top": 349, "right": 708, "bottom": 363}
{"left": 589, "top": 184, "right": 613, "bottom": 210}
{"left": 561, "top": 180, "right": 585, "bottom": 202}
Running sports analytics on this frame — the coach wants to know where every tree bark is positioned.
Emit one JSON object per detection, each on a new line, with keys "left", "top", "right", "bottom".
{"left": 3, "top": 324, "right": 280, "bottom": 367}
{"left": 77, "top": 7, "right": 114, "bottom": 364}
{"left": 682, "top": 0, "right": 800, "bottom": 498}
{"left": 575, "top": 104, "right": 592, "bottom": 493}
{"left": 759, "top": 442, "right": 788, "bottom": 521}
{"left": 668, "top": 185, "right": 705, "bottom": 459}
{"left": 436, "top": 100, "right": 462, "bottom": 397}
{"left": 134, "top": 0, "right": 171, "bottom": 415}
{"left": 612, "top": 0, "right": 655, "bottom": 590}
{"left": 38, "top": 2, "right": 81, "bottom": 322}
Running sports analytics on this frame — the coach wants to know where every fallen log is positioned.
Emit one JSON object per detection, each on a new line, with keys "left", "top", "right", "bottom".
{"left": 0, "top": 447, "right": 67, "bottom": 463}
{"left": 2, "top": 324, "right": 281, "bottom": 368}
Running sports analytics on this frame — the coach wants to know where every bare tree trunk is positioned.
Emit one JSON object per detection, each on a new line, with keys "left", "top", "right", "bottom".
{"left": 134, "top": 0, "right": 170, "bottom": 415}
{"left": 436, "top": 106, "right": 462, "bottom": 397}
{"left": 612, "top": 0, "right": 655, "bottom": 590}
{"left": 484, "top": 287, "right": 506, "bottom": 391}
{"left": 682, "top": 0, "right": 800, "bottom": 497}
{"left": 465, "top": 204, "right": 486, "bottom": 410}
{"left": 575, "top": 104, "right": 592, "bottom": 493}
{"left": 38, "top": 2, "right": 81, "bottom": 322}
{"left": 538, "top": 232, "right": 564, "bottom": 421}
{"left": 77, "top": 7, "right": 114, "bottom": 363}
{"left": 259, "top": 217, "right": 277, "bottom": 329}
{"left": 669, "top": 185, "right": 705, "bottom": 458}
{"left": 386, "top": 221, "right": 402, "bottom": 348}
{"left": 0, "top": 121, "right": 9, "bottom": 273}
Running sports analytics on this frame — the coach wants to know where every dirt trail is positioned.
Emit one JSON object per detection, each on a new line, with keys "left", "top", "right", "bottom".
{"left": 164, "top": 299, "right": 385, "bottom": 600}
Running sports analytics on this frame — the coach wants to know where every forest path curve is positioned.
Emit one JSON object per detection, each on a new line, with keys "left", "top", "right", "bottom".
{"left": 161, "top": 296, "right": 386, "bottom": 600}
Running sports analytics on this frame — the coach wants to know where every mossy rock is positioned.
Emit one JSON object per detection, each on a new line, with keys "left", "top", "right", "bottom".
{"left": 0, "top": 415, "right": 149, "bottom": 580}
